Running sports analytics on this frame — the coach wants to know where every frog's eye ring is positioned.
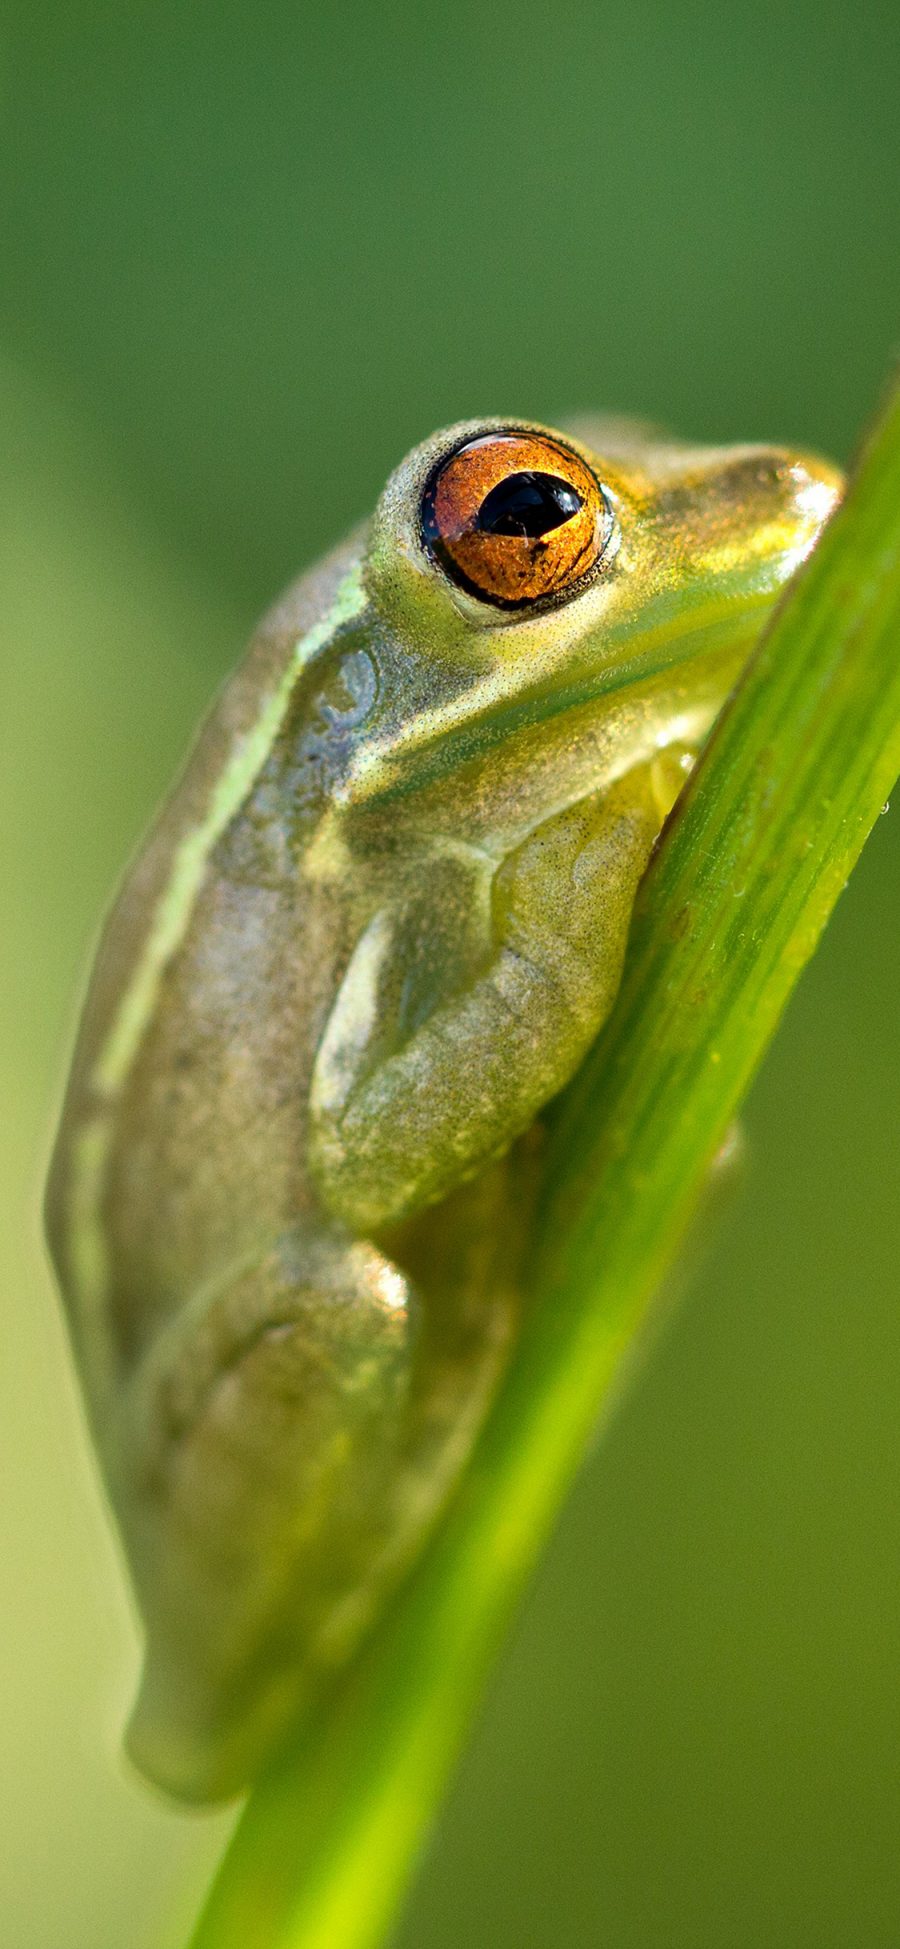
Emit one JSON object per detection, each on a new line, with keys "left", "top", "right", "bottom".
{"left": 421, "top": 430, "right": 613, "bottom": 609}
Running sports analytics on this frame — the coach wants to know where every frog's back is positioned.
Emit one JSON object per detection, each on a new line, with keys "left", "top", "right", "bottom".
{"left": 46, "top": 535, "right": 364, "bottom": 1391}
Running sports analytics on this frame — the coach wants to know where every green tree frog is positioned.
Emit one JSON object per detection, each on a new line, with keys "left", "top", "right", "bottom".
{"left": 46, "top": 417, "right": 841, "bottom": 1802}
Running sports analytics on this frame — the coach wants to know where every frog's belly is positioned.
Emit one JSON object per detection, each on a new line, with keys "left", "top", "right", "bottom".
{"left": 103, "top": 869, "right": 341, "bottom": 1369}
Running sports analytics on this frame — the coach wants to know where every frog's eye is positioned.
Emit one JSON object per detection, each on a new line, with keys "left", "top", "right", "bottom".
{"left": 421, "top": 430, "right": 612, "bottom": 609}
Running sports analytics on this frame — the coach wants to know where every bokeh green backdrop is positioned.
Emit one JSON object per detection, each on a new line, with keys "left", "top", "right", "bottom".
{"left": 2, "top": 6, "right": 899, "bottom": 1944}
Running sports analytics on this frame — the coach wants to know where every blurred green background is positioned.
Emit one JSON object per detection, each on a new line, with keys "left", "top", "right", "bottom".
{"left": 2, "top": 4, "right": 899, "bottom": 1944}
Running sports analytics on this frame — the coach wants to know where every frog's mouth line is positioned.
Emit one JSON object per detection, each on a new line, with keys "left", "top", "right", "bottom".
{"left": 348, "top": 583, "right": 779, "bottom": 810}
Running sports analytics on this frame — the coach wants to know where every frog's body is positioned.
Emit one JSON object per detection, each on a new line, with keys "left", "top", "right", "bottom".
{"left": 46, "top": 418, "right": 840, "bottom": 1801}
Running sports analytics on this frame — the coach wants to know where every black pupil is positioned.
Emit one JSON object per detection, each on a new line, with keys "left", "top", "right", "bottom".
{"left": 475, "top": 470, "right": 583, "bottom": 539}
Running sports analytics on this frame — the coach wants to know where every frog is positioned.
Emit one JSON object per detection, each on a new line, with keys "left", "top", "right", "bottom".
{"left": 45, "top": 416, "right": 841, "bottom": 1803}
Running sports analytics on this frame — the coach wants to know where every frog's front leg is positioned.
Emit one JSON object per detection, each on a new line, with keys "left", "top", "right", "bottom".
{"left": 311, "top": 760, "right": 678, "bottom": 1235}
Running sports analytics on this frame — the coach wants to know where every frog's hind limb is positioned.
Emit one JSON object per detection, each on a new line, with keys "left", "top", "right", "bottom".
{"left": 120, "top": 1222, "right": 414, "bottom": 1802}
{"left": 119, "top": 1163, "right": 521, "bottom": 1805}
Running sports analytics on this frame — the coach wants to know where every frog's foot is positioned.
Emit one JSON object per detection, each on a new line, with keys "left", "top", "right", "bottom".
{"left": 120, "top": 1223, "right": 413, "bottom": 1803}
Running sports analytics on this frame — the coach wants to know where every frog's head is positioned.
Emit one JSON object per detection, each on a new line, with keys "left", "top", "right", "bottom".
{"left": 345, "top": 416, "right": 841, "bottom": 826}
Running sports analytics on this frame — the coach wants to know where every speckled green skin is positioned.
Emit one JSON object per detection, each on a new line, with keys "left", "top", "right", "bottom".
{"left": 45, "top": 417, "right": 840, "bottom": 1800}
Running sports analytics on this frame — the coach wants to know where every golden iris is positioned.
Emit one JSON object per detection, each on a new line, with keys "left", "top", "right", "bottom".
{"left": 422, "top": 430, "right": 611, "bottom": 608}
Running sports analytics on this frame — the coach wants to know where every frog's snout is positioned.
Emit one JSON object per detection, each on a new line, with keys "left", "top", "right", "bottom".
{"left": 675, "top": 445, "right": 843, "bottom": 596}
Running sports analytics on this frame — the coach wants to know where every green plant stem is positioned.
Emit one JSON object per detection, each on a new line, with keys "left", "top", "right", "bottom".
{"left": 190, "top": 371, "right": 900, "bottom": 1949}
